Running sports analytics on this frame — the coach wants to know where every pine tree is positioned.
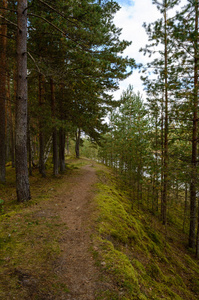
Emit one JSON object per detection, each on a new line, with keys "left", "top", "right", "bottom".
{"left": 15, "top": 0, "right": 31, "bottom": 201}
{"left": 0, "top": 0, "right": 7, "bottom": 183}
{"left": 170, "top": 0, "right": 199, "bottom": 251}
{"left": 140, "top": 0, "right": 180, "bottom": 224}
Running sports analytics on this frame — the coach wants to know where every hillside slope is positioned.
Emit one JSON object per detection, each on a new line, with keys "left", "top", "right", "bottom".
{"left": 93, "top": 165, "right": 199, "bottom": 299}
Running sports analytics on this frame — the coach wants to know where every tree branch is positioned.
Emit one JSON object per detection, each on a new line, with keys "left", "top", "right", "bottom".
{"left": 0, "top": 7, "right": 17, "bottom": 13}
{"left": 0, "top": 14, "right": 18, "bottom": 27}
{"left": 37, "top": 0, "right": 79, "bottom": 27}
{"left": 27, "top": 12, "right": 92, "bottom": 52}
{"left": 27, "top": 51, "right": 41, "bottom": 73}
{"left": 0, "top": 33, "right": 15, "bottom": 40}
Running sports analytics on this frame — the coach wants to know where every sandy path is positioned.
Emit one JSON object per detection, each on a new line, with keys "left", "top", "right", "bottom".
{"left": 53, "top": 164, "right": 100, "bottom": 299}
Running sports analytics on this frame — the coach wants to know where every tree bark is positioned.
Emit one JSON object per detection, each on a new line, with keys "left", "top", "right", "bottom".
{"left": 183, "top": 183, "right": 188, "bottom": 233}
{"left": 162, "top": 1, "right": 168, "bottom": 225}
{"left": 15, "top": 0, "right": 31, "bottom": 201}
{"left": 6, "top": 73, "right": 15, "bottom": 167}
{"left": 193, "top": 0, "right": 199, "bottom": 255}
{"left": 189, "top": 0, "right": 198, "bottom": 250}
{"left": 75, "top": 128, "right": 81, "bottom": 158}
{"left": 50, "top": 78, "right": 59, "bottom": 175}
{"left": 39, "top": 74, "right": 46, "bottom": 177}
{"left": 161, "top": 97, "right": 164, "bottom": 219}
{"left": 27, "top": 113, "right": 32, "bottom": 176}
{"left": 59, "top": 128, "right": 65, "bottom": 172}
{"left": 0, "top": 0, "right": 7, "bottom": 183}
{"left": 66, "top": 134, "right": 70, "bottom": 155}
{"left": 59, "top": 84, "right": 65, "bottom": 172}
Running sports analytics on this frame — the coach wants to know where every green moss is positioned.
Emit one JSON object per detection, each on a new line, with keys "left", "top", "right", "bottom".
{"left": 154, "top": 283, "right": 183, "bottom": 300}
{"left": 132, "top": 259, "right": 146, "bottom": 274}
{"left": 96, "top": 237, "right": 144, "bottom": 298}
{"left": 93, "top": 168, "right": 199, "bottom": 300}
{"left": 95, "top": 182, "right": 146, "bottom": 248}
{"left": 146, "top": 260, "right": 166, "bottom": 281}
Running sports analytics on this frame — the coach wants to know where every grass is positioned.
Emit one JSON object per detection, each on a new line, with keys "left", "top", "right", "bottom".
{"left": 0, "top": 161, "right": 74, "bottom": 299}
{"left": 93, "top": 166, "right": 199, "bottom": 300}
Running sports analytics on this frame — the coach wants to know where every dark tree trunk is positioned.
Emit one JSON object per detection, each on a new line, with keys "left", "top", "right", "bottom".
{"left": 6, "top": 73, "right": 11, "bottom": 162}
{"left": 161, "top": 97, "right": 164, "bottom": 219}
{"left": 39, "top": 74, "right": 46, "bottom": 177}
{"left": 6, "top": 73, "right": 15, "bottom": 167}
{"left": 194, "top": 0, "right": 199, "bottom": 256}
{"left": 66, "top": 135, "right": 70, "bottom": 155}
{"left": 0, "top": 0, "right": 7, "bottom": 183}
{"left": 11, "top": 67, "right": 17, "bottom": 168}
{"left": 183, "top": 183, "right": 188, "bottom": 233}
{"left": 58, "top": 84, "right": 65, "bottom": 172}
{"left": 190, "top": 1, "right": 198, "bottom": 251}
{"left": 75, "top": 128, "right": 81, "bottom": 158}
{"left": 59, "top": 128, "right": 65, "bottom": 172}
{"left": 27, "top": 113, "right": 32, "bottom": 176}
{"left": 162, "top": 2, "right": 168, "bottom": 225}
{"left": 50, "top": 78, "right": 59, "bottom": 175}
{"left": 15, "top": 0, "right": 31, "bottom": 201}
{"left": 154, "top": 114, "right": 159, "bottom": 212}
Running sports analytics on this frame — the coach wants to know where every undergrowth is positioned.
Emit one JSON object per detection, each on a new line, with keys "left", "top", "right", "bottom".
{"left": 0, "top": 162, "right": 75, "bottom": 299}
{"left": 93, "top": 167, "right": 199, "bottom": 300}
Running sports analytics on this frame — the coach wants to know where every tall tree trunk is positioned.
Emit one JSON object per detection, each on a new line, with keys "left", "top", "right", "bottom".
{"left": 6, "top": 73, "right": 15, "bottom": 167}
{"left": 66, "top": 134, "right": 70, "bottom": 155}
{"left": 59, "top": 128, "right": 65, "bottom": 172}
{"left": 193, "top": 0, "right": 199, "bottom": 255}
{"left": 75, "top": 128, "right": 81, "bottom": 158}
{"left": 39, "top": 74, "right": 46, "bottom": 177}
{"left": 0, "top": 0, "right": 7, "bottom": 182}
{"left": 161, "top": 97, "right": 164, "bottom": 219}
{"left": 154, "top": 112, "right": 159, "bottom": 212}
{"left": 12, "top": 67, "right": 17, "bottom": 168}
{"left": 162, "top": 1, "right": 168, "bottom": 225}
{"left": 189, "top": 0, "right": 198, "bottom": 250}
{"left": 15, "top": 0, "right": 31, "bottom": 201}
{"left": 27, "top": 113, "right": 32, "bottom": 176}
{"left": 183, "top": 183, "right": 188, "bottom": 233}
{"left": 50, "top": 78, "right": 59, "bottom": 175}
{"left": 6, "top": 73, "right": 11, "bottom": 162}
{"left": 59, "top": 84, "right": 65, "bottom": 172}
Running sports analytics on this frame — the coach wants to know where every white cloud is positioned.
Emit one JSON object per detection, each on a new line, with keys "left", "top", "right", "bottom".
{"left": 112, "top": 0, "right": 188, "bottom": 100}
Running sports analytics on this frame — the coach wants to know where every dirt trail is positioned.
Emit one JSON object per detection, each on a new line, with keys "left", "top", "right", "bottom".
{"left": 52, "top": 163, "right": 101, "bottom": 299}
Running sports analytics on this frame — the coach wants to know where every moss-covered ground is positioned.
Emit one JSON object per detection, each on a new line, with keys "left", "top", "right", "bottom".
{"left": 0, "top": 161, "right": 75, "bottom": 299}
{"left": 93, "top": 166, "right": 199, "bottom": 300}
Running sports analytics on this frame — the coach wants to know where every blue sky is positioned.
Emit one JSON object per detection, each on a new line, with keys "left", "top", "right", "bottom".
{"left": 117, "top": 0, "right": 135, "bottom": 6}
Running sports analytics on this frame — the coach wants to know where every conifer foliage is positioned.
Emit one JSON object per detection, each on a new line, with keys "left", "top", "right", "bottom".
{"left": 0, "top": 0, "right": 135, "bottom": 201}
{"left": 99, "top": 0, "right": 199, "bottom": 256}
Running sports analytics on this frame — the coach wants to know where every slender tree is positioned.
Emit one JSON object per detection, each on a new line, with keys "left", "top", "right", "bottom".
{"left": 0, "top": 0, "right": 7, "bottom": 183}
{"left": 15, "top": 0, "right": 31, "bottom": 201}
{"left": 50, "top": 77, "right": 59, "bottom": 175}
{"left": 171, "top": 0, "right": 199, "bottom": 250}
{"left": 38, "top": 73, "right": 46, "bottom": 177}
{"left": 141, "top": 0, "right": 180, "bottom": 224}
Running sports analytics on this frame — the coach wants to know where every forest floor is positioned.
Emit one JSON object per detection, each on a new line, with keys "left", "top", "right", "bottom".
{"left": 1, "top": 158, "right": 199, "bottom": 299}
{"left": 0, "top": 159, "right": 115, "bottom": 299}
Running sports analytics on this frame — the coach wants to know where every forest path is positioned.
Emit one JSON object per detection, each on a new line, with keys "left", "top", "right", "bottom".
{"left": 51, "top": 162, "right": 102, "bottom": 299}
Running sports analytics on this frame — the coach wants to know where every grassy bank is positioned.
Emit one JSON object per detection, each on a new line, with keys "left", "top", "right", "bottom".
{"left": 93, "top": 166, "right": 199, "bottom": 300}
